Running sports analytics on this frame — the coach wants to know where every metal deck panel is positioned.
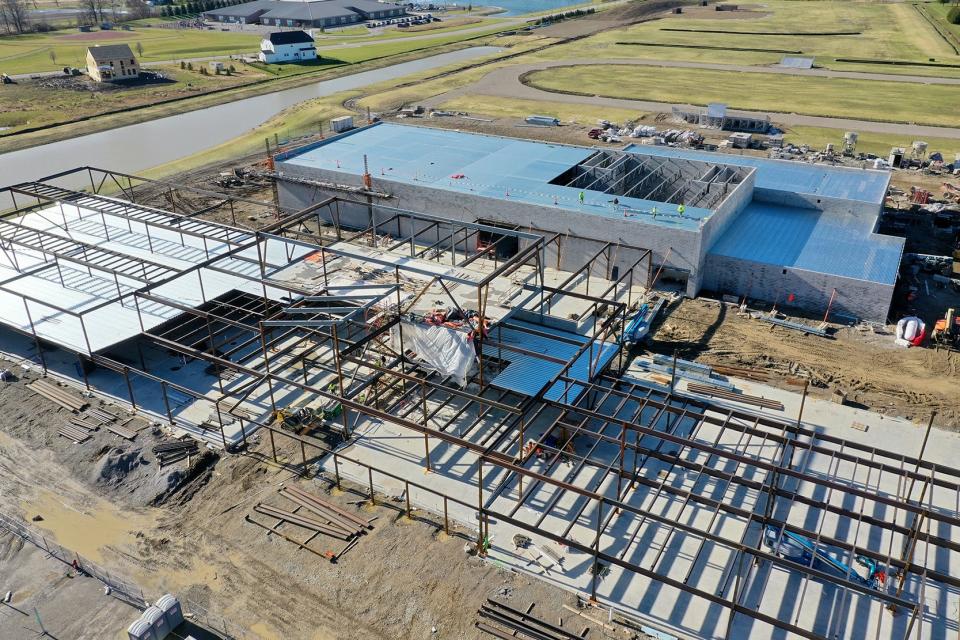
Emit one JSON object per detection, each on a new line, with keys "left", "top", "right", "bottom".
{"left": 490, "top": 320, "right": 618, "bottom": 401}
{"left": 0, "top": 204, "right": 311, "bottom": 354}
{"left": 707, "top": 202, "right": 903, "bottom": 284}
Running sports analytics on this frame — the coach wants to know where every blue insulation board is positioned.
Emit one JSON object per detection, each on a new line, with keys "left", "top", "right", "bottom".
{"left": 490, "top": 320, "right": 618, "bottom": 401}
{"left": 709, "top": 203, "right": 903, "bottom": 284}
{"left": 277, "top": 123, "right": 712, "bottom": 229}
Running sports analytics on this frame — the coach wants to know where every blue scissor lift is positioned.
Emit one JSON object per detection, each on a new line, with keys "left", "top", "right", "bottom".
{"left": 763, "top": 525, "right": 886, "bottom": 589}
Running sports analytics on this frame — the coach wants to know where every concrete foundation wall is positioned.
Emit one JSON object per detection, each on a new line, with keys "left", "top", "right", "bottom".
{"left": 702, "top": 254, "right": 894, "bottom": 322}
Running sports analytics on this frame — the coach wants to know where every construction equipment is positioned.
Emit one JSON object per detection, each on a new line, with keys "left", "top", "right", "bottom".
{"left": 932, "top": 308, "right": 960, "bottom": 349}
{"left": 764, "top": 526, "right": 886, "bottom": 589}
{"left": 275, "top": 397, "right": 342, "bottom": 434}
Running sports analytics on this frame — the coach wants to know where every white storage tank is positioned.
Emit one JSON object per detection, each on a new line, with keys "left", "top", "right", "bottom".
{"left": 127, "top": 618, "right": 157, "bottom": 640}
{"left": 156, "top": 594, "right": 184, "bottom": 629}
{"left": 331, "top": 115, "right": 354, "bottom": 133}
{"left": 143, "top": 605, "right": 171, "bottom": 639}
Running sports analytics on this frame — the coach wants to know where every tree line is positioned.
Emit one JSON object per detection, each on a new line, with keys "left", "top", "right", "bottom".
{"left": 0, "top": 0, "right": 152, "bottom": 34}
{"left": 159, "top": 0, "right": 246, "bottom": 17}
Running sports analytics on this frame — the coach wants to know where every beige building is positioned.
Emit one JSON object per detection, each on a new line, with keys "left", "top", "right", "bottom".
{"left": 85, "top": 44, "right": 140, "bottom": 82}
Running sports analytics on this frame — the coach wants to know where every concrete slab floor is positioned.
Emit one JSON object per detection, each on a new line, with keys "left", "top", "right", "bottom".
{"left": 319, "top": 371, "right": 960, "bottom": 640}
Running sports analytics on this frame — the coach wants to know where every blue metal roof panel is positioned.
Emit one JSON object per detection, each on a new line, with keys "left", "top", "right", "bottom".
{"left": 623, "top": 144, "right": 889, "bottom": 205}
{"left": 708, "top": 203, "right": 903, "bottom": 284}
{"left": 279, "top": 123, "right": 713, "bottom": 230}
{"left": 489, "top": 320, "right": 618, "bottom": 401}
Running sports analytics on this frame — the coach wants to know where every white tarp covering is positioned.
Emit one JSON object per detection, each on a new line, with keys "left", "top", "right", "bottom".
{"left": 895, "top": 316, "right": 925, "bottom": 347}
{"left": 392, "top": 321, "right": 476, "bottom": 387}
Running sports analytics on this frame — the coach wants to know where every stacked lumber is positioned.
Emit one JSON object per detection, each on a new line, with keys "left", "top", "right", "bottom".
{"left": 85, "top": 407, "right": 118, "bottom": 424}
{"left": 58, "top": 423, "right": 91, "bottom": 444}
{"left": 153, "top": 440, "right": 200, "bottom": 468}
{"left": 28, "top": 380, "right": 87, "bottom": 412}
{"left": 710, "top": 364, "right": 769, "bottom": 382}
{"left": 69, "top": 416, "right": 100, "bottom": 432}
{"left": 687, "top": 383, "right": 785, "bottom": 411}
{"left": 106, "top": 419, "right": 137, "bottom": 441}
{"left": 477, "top": 600, "right": 585, "bottom": 640}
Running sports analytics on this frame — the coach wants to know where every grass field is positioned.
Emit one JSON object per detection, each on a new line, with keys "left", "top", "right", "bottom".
{"left": 0, "top": 18, "right": 507, "bottom": 76}
{"left": 0, "top": 64, "right": 264, "bottom": 132}
{"left": 524, "top": 64, "right": 960, "bottom": 128}
{"left": 781, "top": 125, "right": 960, "bottom": 159}
{"left": 440, "top": 93, "right": 644, "bottom": 123}
{"left": 522, "top": 0, "right": 960, "bottom": 76}
{"left": 924, "top": 2, "right": 960, "bottom": 42}
{"left": 0, "top": 28, "right": 262, "bottom": 75}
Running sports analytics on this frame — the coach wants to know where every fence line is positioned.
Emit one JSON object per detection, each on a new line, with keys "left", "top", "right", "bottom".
{"left": 0, "top": 510, "right": 247, "bottom": 639}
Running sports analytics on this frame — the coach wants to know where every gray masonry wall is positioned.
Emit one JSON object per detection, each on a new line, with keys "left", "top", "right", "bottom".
{"left": 754, "top": 188, "right": 883, "bottom": 217}
{"left": 277, "top": 163, "right": 703, "bottom": 292}
{"left": 277, "top": 158, "right": 895, "bottom": 322}
{"left": 702, "top": 253, "right": 894, "bottom": 322}
{"left": 697, "top": 171, "right": 756, "bottom": 291}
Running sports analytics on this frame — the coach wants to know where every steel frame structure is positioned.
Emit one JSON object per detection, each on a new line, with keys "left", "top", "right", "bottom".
{"left": 0, "top": 168, "right": 951, "bottom": 640}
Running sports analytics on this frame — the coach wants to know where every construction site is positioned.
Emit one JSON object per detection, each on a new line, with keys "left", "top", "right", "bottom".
{"left": 0, "top": 121, "right": 959, "bottom": 640}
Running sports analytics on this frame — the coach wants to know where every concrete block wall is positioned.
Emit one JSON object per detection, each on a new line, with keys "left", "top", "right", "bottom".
{"left": 697, "top": 170, "right": 756, "bottom": 277}
{"left": 277, "top": 163, "right": 702, "bottom": 291}
{"left": 754, "top": 188, "right": 882, "bottom": 218}
{"left": 702, "top": 254, "right": 894, "bottom": 322}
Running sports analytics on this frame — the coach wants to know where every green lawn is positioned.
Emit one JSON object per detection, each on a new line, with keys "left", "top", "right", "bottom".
{"left": 782, "top": 125, "right": 960, "bottom": 159}
{"left": 523, "top": 0, "right": 960, "bottom": 76}
{"left": 924, "top": 2, "right": 960, "bottom": 42}
{"left": 524, "top": 63, "right": 960, "bottom": 128}
{"left": 0, "top": 19, "right": 508, "bottom": 75}
{"left": 0, "top": 63, "right": 262, "bottom": 132}
{"left": 0, "top": 28, "right": 261, "bottom": 75}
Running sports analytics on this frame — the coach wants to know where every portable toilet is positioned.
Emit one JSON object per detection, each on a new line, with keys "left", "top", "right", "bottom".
{"left": 143, "top": 605, "right": 171, "bottom": 640}
{"left": 127, "top": 618, "right": 157, "bottom": 640}
{"left": 156, "top": 594, "right": 184, "bottom": 629}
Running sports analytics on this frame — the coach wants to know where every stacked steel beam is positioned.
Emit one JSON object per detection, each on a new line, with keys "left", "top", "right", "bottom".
{"left": 476, "top": 600, "right": 589, "bottom": 640}
{"left": 153, "top": 440, "right": 200, "bottom": 467}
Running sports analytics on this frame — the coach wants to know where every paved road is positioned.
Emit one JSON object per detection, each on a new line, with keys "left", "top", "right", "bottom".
{"left": 553, "top": 57, "right": 960, "bottom": 85}
{"left": 428, "top": 58, "right": 960, "bottom": 139}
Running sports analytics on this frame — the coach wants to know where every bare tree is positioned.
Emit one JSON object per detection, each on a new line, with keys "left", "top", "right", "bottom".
{"left": 49, "top": 49, "right": 56, "bottom": 65}
{"left": 135, "top": 41, "right": 143, "bottom": 57}
{"left": 0, "top": 0, "right": 29, "bottom": 33}
{"left": 126, "top": 0, "right": 150, "bottom": 20}
{"left": 81, "top": 0, "right": 107, "bottom": 23}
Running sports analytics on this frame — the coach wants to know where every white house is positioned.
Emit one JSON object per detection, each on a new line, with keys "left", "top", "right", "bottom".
{"left": 259, "top": 30, "right": 317, "bottom": 64}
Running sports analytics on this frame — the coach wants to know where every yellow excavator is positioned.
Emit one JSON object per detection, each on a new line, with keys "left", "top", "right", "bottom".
{"left": 933, "top": 308, "right": 960, "bottom": 349}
